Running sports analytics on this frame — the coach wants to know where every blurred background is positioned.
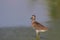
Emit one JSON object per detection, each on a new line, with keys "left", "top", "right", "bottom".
{"left": 0, "top": 0, "right": 60, "bottom": 40}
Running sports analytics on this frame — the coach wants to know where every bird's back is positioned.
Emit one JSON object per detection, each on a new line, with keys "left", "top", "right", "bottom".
{"left": 32, "top": 21, "right": 48, "bottom": 30}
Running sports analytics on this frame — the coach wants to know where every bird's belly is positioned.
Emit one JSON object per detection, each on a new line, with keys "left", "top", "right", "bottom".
{"left": 36, "top": 30, "right": 47, "bottom": 33}
{"left": 39, "top": 30, "right": 47, "bottom": 32}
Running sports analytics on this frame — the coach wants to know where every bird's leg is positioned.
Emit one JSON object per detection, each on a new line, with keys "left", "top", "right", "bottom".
{"left": 36, "top": 30, "right": 40, "bottom": 40}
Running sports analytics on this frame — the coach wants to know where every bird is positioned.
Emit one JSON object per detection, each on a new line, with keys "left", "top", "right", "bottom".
{"left": 30, "top": 15, "right": 48, "bottom": 35}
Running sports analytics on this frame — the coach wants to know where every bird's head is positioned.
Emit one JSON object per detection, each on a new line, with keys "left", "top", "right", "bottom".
{"left": 30, "top": 15, "right": 36, "bottom": 20}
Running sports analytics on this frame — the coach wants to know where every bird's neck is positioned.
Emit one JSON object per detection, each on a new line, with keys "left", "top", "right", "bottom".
{"left": 31, "top": 20, "right": 36, "bottom": 23}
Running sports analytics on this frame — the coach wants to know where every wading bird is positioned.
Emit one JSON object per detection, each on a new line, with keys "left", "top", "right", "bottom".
{"left": 30, "top": 15, "right": 48, "bottom": 39}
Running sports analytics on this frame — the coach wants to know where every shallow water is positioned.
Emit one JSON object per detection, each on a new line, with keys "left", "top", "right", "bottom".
{"left": 0, "top": 20, "right": 60, "bottom": 40}
{"left": 0, "top": 27, "right": 48, "bottom": 40}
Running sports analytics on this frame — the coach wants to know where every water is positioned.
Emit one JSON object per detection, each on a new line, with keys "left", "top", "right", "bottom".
{"left": 0, "top": 27, "right": 48, "bottom": 40}
{"left": 0, "top": 0, "right": 49, "bottom": 26}
{"left": 1, "top": 0, "right": 49, "bottom": 40}
{"left": 1, "top": 0, "right": 60, "bottom": 40}
{"left": 0, "top": 0, "right": 49, "bottom": 40}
